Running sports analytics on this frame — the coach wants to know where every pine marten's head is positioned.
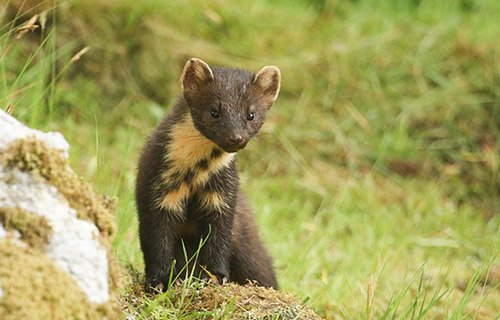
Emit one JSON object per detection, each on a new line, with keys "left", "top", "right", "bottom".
{"left": 181, "top": 58, "right": 281, "bottom": 153}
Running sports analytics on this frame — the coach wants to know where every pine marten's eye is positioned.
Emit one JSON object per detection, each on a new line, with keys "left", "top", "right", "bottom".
{"left": 210, "top": 109, "right": 220, "bottom": 118}
{"left": 247, "top": 112, "right": 255, "bottom": 121}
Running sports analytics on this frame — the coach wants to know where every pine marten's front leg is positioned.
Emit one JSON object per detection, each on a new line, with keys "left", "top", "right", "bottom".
{"left": 139, "top": 207, "right": 182, "bottom": 291}
{"left": 194, "top": 168, "right": 238, "bottom": 283}
{"left": 197, "top": 209, "right": 234, "bottom": 283}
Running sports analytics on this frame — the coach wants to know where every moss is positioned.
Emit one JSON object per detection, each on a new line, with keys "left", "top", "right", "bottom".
{"left": 0, "top": 240, "right": 101, "bottom": 320}
{"left": 121, "top": 278, "right": 322, "bottom": 319}
{"left": 0, "top": 138, "right": 116, "bottom": 238}
{"left": 0, "top": 207, "right": 52, "bottom": 250}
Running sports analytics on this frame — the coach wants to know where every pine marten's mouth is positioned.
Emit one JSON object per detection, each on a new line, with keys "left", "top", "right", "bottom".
{"left": 221, "top": 142, "right": 248, "bottom": 153}
{"left": 221, "top": 145, "right": 245, "bottom": 153}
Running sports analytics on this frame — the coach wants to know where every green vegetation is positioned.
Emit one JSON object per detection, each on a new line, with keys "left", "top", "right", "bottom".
{"left": 1, "top": 0, "right": 498, "bottom": 318}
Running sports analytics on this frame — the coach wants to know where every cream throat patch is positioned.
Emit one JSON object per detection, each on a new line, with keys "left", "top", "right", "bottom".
{"left": 156, "top": 114, "right": 235, "bottom": 213}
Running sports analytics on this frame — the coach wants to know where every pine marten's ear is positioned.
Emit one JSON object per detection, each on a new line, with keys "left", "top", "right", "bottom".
{"left": 252, "top": 66, "right": 281, "bottom": 109}
{"left": 181, "top": 58, "right": 214, "bottom": 96}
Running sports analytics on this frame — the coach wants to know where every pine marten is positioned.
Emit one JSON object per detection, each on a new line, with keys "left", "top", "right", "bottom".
{"left": 135, "top": 58, "right": 281, "bottom": 290}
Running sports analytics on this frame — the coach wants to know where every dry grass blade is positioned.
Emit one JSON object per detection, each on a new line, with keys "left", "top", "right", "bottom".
{"left": 70, "top": 46, "right": 90, "bottom": 63}
{"left": 15, "top": 15, "right": 38, "bottom": 39}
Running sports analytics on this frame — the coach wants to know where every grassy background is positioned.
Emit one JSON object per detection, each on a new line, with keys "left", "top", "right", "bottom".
{"left": 1, "top": 0, "right": 499, "bottom": 318}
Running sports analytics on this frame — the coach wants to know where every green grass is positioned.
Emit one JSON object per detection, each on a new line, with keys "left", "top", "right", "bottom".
{"left": 1, "top": 0, "right": 499, "bottom": 318}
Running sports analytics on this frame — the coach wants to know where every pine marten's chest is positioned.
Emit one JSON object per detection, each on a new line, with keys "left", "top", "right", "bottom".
{"left": 156, "top": 114, "right": 235, "bottom": 214}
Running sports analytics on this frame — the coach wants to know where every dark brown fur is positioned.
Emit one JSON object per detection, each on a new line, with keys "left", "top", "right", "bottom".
{"left": 135, "top": 58, "right": 281, "bottom": 290}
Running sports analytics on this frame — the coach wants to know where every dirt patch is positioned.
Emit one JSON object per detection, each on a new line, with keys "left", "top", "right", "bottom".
{"left": 0, "top": 207, "right": 51, "bottom": 249}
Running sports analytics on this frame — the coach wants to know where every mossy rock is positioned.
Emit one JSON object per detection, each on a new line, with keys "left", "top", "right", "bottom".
{"left": 1, "top": 138, "right": 116, "bottom": 237}
{"left": 0, "top": 110, "right": 126, "bottom": 319}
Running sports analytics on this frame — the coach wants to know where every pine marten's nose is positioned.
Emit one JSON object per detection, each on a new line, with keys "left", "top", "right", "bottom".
{"left": 230, "top": 135, "right": 244, "bottom": 146}
{"left": 223, "top": 135, "right": 248, "bottom": 152}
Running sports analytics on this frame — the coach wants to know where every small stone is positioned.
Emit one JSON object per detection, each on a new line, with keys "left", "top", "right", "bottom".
{"left": 0, "top": 223, "right": 6, "bottom": 239}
